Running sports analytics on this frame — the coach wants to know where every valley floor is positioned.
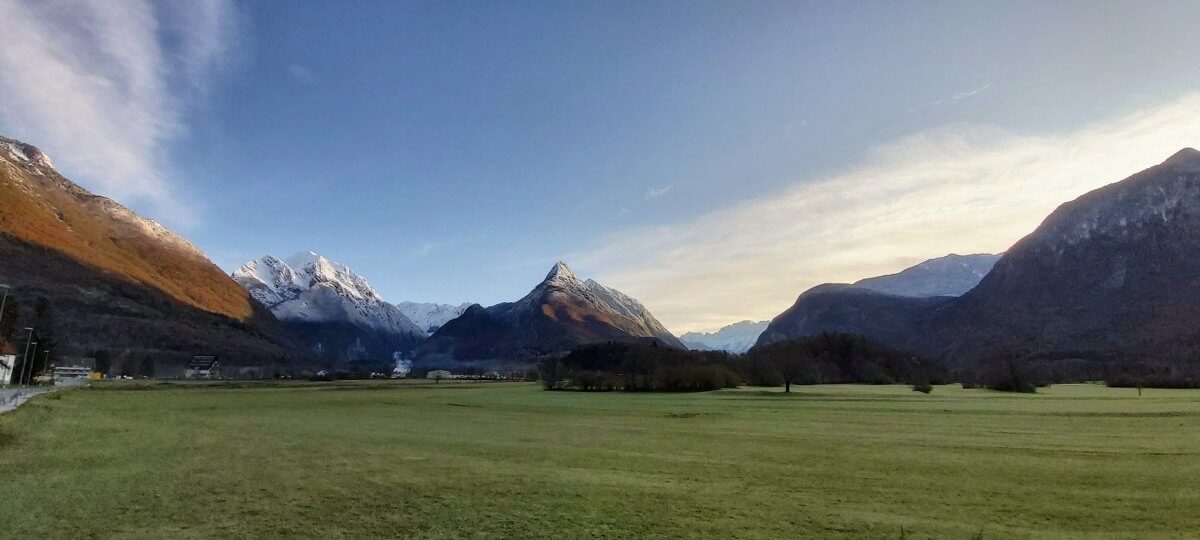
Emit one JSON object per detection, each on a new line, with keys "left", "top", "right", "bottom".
{"left": 1, "top": 380, "right": 1198, "bottom": 538}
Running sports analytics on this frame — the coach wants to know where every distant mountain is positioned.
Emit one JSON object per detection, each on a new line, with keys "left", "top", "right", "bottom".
{"left": 417, "top": 262, "right": 684, "bottom": 366}
{"left": 854, "top": 253, "right": 999, "bottom": 297}
{"left": 755, "top": 253, "right": 995, "bottom": 349}
{"left": 759, "top": 149, "right": 1200, "bottom": 371}
{"left": 234, "top": 252, "right": 425, "bottom": 362}
{"left": 0, "top": 134, "right": 295, "bottom": 363}
{"left": 756, "top": 284, "right": 952, "bottom": 351}
{"left": 394, "top": 301, "right": 472, "bottom": 335}
{"left": 681, "top": 321, "right": 768, "bottom": 353}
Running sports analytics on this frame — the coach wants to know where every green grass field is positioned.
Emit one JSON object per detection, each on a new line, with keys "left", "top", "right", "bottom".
{"left": 2, "top": 381, "right": 1198, "bottom": 538}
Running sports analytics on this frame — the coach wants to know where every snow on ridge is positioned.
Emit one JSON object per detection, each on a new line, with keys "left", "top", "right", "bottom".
{"left": 233, "top": 252, "right": 423, "bottom": 336}
{"left": 680, "top": 320, "right": 769, "bottom": 354}
{"left": 395, "top": 301, "right": 472, "bottom": 335}
{"left": 0, "top": 135, "right": 54, "bottom": 169}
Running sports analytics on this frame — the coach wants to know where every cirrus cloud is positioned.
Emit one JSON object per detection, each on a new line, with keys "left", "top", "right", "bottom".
{"left": 0, "top": 0, "right": 239, "bottom": 226}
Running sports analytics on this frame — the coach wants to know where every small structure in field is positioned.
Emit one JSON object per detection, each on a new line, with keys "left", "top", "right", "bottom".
{"left": 186, "top": 355, "right": 221, "bottom": 379}
{"left": 426, "top": 369, "right": 452, "bottom": 382}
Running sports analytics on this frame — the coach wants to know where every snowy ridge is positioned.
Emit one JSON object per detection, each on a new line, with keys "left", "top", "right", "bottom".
{"left": 233, "top": 252, "right": 424, "bottom": 336}
{"left": 582, "top": 278, "right": 676, "bottom": 338}
{"left": 0, "top": 135, "right": 55, "bottom": 169}
{"left": 680, "top": 320, "right": 769, "bottom": 353}
{"left": 395, "top": 301, "right": 472, "bottom": 335}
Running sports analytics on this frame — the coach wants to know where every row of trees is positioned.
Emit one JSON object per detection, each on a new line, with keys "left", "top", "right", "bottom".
{"left": 742, "top": 333, "right": 949, "bottom": 392}
{"left": 541, "top": 333, "right": 949, "bottom": 393}
{"left": 542, "top": 342, "right": 741, "bottom": 392}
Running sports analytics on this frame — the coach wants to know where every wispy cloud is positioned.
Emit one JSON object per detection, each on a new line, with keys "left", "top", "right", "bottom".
{"left": 645, "top": 184, "right": 674, "bottom": 199}
{"left": 0, "top": 0, "right": 239, "bottom": 226}
{"left": 287, "top": 64, "right": 317, "bottom": 85}
{"left": 576, "top": 93, "right": 1200, "bottom": 333}
{"left": 934, "top": 83, "right": 991, "bottom": 105}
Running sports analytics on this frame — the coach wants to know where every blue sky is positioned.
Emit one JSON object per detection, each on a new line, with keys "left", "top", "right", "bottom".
{"left": 4, "top": 1, "right": 1200, "bottom": 331}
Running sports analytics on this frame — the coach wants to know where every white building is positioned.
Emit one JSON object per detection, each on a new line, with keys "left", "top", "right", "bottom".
{"left": 0, "top": 355, "right": 14, "bottom": 385}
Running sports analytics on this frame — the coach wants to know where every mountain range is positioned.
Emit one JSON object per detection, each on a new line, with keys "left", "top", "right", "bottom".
{"left": 688, "top": 253, "right": 1000, "bottom": 353}
{"left": 233, "top": 253, "right": 428, "bottom": 362}
{"left": 416, "top": 262, "right": 685, "bottom": 367}
{"left": 758, "top": 149, "right": 1200, "bottom": 371}
{"left": 7, "top": 128, "right": 1200, "bottom": 377}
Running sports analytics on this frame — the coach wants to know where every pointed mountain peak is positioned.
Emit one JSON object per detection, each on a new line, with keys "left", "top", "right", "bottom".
{"left": 1163, "top": 147, "right": 1200, "bottom": 168}
{"left": 0, "top": 135, "right": 55, "bottom": 169}
{"left": 286, "top": 250, "right": 326, "bottom": 269}
{"left": 543, "top": 260, "right": 580, "bottom": 285}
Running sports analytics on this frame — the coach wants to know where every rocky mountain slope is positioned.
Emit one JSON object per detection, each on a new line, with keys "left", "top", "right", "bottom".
{"left": 234, "top": 252, "right": 426, "bottom": 363}
{"left": 417, "top": 262, "right": 684, "bottom": 366}
{"left": 0, "top": 134, "right": 295, "bottom": 363}
{"left": 759, "top": 149, "right": 1200, "bottom": 371}
{"left": 928, "top": 148, "right": 1200, "bottom": 367}
{"left": 681, "top": 320, "right": 769, "bottom": 353}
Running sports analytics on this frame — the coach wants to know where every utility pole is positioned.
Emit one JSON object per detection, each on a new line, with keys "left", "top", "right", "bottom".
{"left": 20, "top": 327, "right": 34, "bottom": 386}
{"left": 0, "top": 284, "right": 9, "bottom": 331}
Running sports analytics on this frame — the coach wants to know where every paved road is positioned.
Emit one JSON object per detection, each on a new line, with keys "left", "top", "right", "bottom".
{"left": 0, "top": 387, "right": 52, "bottom": 414}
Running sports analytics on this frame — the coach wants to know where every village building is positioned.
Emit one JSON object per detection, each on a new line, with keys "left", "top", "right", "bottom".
{"left": 185, "top": 355, "right": 221, "bottom": 379}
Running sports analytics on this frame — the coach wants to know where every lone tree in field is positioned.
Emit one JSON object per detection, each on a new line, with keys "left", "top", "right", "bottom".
{"left": 750, "top": 340, "right": 810, "bottom": 393}
{"left": 777, "top": 351, "right": 809, "bottom": 393}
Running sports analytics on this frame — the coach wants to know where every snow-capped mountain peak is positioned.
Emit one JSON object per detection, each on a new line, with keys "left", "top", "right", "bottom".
{"left": 543, "top": 261, "right": 581, "bottom": 287}
{"left": 233, "top": 252, "right": 421, "bottom": 336}
{"left": 0, "top": 135, "right": 55, "bottom": 169}
{"left": 282, "top": 251, "right": 381, "bottom": 303}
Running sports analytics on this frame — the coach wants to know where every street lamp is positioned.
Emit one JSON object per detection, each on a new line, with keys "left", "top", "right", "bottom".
{"left": 21, "top": 327, "right": 34, "bottom": 386}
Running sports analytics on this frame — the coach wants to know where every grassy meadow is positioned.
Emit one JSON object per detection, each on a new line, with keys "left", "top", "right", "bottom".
{"left": 1, "top": 380, "right": 1198, "bottom": 538}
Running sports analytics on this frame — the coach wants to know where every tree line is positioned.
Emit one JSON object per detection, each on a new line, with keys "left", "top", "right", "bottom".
{"left": 541, "top": 333, "right": 949, "bottom": 393}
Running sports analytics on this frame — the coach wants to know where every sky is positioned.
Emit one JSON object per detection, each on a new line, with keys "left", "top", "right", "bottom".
{"left": 4, "top": 0, "right": 1200, "bottom": 333}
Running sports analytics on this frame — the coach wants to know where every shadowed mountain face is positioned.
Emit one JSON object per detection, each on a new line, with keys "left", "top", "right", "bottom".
{"left": 755, "top": 285, "right": 952, "bottom": 352}
{"left": 417, "top": 262, "right": 684, "bottom": 366}
{"left": 929, "top": 148, "right": 1200, "bottom": 366}
{"left": 0, "top": 135, "right": 295, "bottom": 362}
{"left": 758, "top": 149, "right": 1200, "bottom": 369}
{"left": 756, "top": 252, "right": 996, "bottom": 350}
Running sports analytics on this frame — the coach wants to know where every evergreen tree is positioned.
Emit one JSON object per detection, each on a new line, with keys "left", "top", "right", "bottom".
{"left": 92, "top": 349, "right": 111, "bottom": 377}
